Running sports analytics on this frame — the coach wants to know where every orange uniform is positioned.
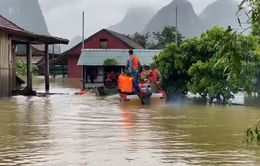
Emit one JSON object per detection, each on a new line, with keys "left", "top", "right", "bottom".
{"left": 118, "top": 74, "right": 133, "bottom": 93}
{"left": 148, "top": 69, "right": 159, "bottom": 83}
{"left": 127, "top": 55, "right": 139, "bottom": 71}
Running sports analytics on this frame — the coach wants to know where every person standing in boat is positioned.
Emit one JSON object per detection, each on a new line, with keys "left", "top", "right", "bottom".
{"left": 139, "top": 65, "right": 151, "bottom": 81}
{"left": 148, "top": 63, "right": 162, "bottom": 92}
{"left": 126, "top": 50, "right": 141, "bottom": 93}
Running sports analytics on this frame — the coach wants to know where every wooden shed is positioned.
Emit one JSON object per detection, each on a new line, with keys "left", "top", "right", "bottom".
{"left": 0, "top": 15, "right": 68, "bottom": 97}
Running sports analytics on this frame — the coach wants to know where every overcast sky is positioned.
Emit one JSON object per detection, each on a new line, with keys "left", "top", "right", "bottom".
{"left": 38, "top": 0, "right": 241, "bottom": 40}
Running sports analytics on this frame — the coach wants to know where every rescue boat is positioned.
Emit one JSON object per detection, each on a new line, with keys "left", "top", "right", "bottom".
{"left": 119, "top": 91, "right": 166, "bottom": 105}
{"left": 118, "top": 81, "right": 167, "bottom": 105}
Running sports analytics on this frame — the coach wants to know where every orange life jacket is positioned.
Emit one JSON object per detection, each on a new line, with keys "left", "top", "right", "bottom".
{"left": 128, "top": 55, "right": 139, "bottom": 70}
{"left": 148, "top": 69, "right": 158, "bottom": 83}
{"left": 118, "top": 74, "right": 133, "bottom": 93}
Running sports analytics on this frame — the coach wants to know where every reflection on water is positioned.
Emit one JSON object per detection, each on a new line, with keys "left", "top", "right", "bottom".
{"left": 0, "top": 77, "right": 260, "bottom": 165}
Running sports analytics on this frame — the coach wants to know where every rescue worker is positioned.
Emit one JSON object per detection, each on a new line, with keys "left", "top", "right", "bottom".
{"left": 126, "top": 50, "right": 141, "bottom": 93}
{"left": 105, "top": 71, "right": 117, "bottom": 88}
{"left": 139, "top": 65, "right": 151, "bottom": 81}
{"left": 148, "top": 63, "right": 162, "bottom": 92}
{"left": 118, "top": 71, "right": 134, "bottom": 94}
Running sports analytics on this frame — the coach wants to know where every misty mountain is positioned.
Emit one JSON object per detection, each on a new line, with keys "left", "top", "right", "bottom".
{"left": 143, "top": 0, "right": 201, "bottom": 38}
{"left": 108, "top": 7, "right": 156, "bottom": 35}
{"left": 200, "top": 0, "right": 246, "bottom": 32}
{"left": 0, "top": 0, "right": 49, "bottom": 35}
{"left": 128, "top": 0, "right": 246, "bottom": 39}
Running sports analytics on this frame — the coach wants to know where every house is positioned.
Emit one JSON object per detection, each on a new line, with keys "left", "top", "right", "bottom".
{"left": 77, "top": 49, "right": 161, "bottom": 88}
{"left": 0, "top": 15, "right": 68, "bottom": 97}
{"left": 51, "top": 29, "right": 143, "bottom": 79}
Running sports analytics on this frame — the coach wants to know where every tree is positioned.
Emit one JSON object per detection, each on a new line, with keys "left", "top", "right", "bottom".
{"left": 155, "top": 26, "right": 260, "bottom": 103}
{"left": 188, "top": 30, "right": 260, "bottom": 103}
{"left": 103, "top": 58, "right": 118, "bottom": 65}
{"left": 239, "top": 0, "right": 260, "bottom": 36}
{"left": 154, "top": 43, "right": 185, "bottom": 98}
{"left": 130, "top": 32, "right": 153, "bottom": 49}
{"left": 16, "top": 59, "right": 38, "bottom": 76}
{"left": 16, "top": 59, "right": 27, "bottom": 76}
{"left": 155, "top": 27, "right": 227, "bottom": 98}
{"left": 152, "top": 26, "right": 184, "bottom": 49}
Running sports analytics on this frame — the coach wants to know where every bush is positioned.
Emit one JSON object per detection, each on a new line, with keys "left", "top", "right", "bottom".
{"left": 103, "top": 58, "right": 118, "bottom": 65}
{"left": 16, "top": 59, "right": 38, "bottom": 76}
{"left": 155, "top": 26, "right": 260, "bottom": 103}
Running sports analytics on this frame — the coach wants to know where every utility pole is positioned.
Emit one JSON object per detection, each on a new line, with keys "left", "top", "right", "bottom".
{"left": 82, "top": 11, "right": 86, "bottom": 89}
{"left": 82, "top": 11, "right": 85, "bottom": 49}
{"left": 175, "top": 6, "right": 178, "bottom": 46}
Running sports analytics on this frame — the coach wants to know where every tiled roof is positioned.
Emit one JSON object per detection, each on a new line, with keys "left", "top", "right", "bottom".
{"left": 0, "top": 15, "right": 26, "bottom": 32}
{"left": 0, "top": 15, "right": 68, "bottom": 44}
{"left": 77, "top": 49, "right": 161, "bottom": 66}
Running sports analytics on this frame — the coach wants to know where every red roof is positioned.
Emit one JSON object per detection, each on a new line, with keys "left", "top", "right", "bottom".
{"left": 0, "top": 15, "right": 68, "bottom": 44}
{"left": 106, "top": 29, "right": 143, "bottom": 49}
{"left": 66, "top": 29, "right": 143, "bottom": 55}
{"left": 0, "top": 15, "right": 26, "bottom": 32}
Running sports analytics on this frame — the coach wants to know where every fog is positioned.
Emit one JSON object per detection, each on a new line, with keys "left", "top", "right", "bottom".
{"left": 38, "top": 0, "right": 241, "bottom": 39}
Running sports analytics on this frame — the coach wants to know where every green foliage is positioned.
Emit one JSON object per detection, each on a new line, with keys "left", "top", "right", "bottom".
{"left": 188, "top": 58, "right": 240, "bottom": 103}
{"left": 155, "top": 27, "right": 226, "bottom": 98}
{"left": 131, "top": 32, "right": 153, "bottom": 49}
{"left": 243, "top": 120, "right": 260, "bottom": 144}
{"left": 239, "top": 0, "right": 260, "bottom": 24}
{"left": 188, "top": 29, "right": 260, "bottom": 103}
{"left": 16, "top": 59, "right": 39, "bottom": 76}
{"left": 103, "top": 58, "right": 118, "bottom": 65}
{"left": 217, "top": 30, "right": 260, "bottom": 92}
{"left": 154, "top": 43, "right": 188, "bottom": 98}
{"left": 153, "top": 26, "right": 183, "bottom": 49}
{"left": 16, "top": 59, "right": 27, "bottom": 76}
{"left": 155, "top": 26, "right": 260, "bottom": 103}
{"left": 239, "top": 0, "right": 260, "bottom": 36}
{"left": 130, "top": 26, "right": 184, "bottom": 49}
{"left": 252, "top": 23, "right": 260, "bottom": 36}
{"left": 187, "top": 27, "right": 242, "bottom": 102}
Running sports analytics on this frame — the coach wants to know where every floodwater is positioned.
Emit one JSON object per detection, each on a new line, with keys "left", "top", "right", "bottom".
{"left": 1, "top": 77, "right": 260, "bottom": 165}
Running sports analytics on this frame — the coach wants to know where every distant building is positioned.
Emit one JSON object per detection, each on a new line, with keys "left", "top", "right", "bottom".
{"left": 16, "top": 44, "right": 61, "bottom": 65}
{"left": 52, "top": 29, "right": 143, "bottom": 79}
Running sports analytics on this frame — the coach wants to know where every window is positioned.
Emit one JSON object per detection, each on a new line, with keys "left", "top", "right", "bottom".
{"left": 99, "top": 39, "right": 108, "bottom": 49}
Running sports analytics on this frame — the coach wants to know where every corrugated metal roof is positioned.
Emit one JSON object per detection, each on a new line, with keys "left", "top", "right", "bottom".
{"left": 78, "top": 49, "right": 161, "bottom": 66}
